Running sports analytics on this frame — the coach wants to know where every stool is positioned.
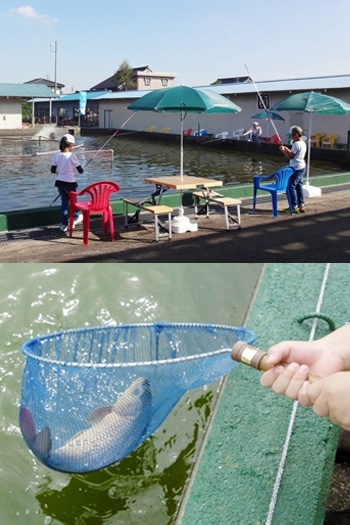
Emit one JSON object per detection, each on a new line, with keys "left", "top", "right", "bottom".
{"left": 124, "top": 198, "right": 173, "bottom": 241}
{"left": 142, "top": 205, "right": 173, "bottom": 241}
{"left": 193, "top": 192, "right": 241, "bottom": 230}
{"left": 210, "top": 197, "right": 241, "bottom": 230}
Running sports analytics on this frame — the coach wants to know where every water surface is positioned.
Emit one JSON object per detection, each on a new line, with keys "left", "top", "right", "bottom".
{"left": 0, "top": 262, "right": 262, "bottom": 525}
{"left": 0, "top": 134, "right": 345, "bottom": 212}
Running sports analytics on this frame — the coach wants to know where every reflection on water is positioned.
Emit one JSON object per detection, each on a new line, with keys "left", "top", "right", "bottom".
{"left": 0, "top": 263, "right": 262, "bottom": 525}
{"left": 0, "top": 134, "right": 345, "bottom": 212}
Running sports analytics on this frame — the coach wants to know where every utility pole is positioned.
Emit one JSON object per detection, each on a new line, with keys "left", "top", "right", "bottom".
{"left": 50, "top": 41, "right": 58, "bottom": 93}
{"left": 50, "top": 41, "right": 58, "bottom": 124}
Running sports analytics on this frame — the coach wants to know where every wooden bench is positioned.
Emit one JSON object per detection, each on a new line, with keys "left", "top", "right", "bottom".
{"left": 124, "top": 197, "right": 173, "bottom": 241}
{"left": 192, "top": 190, "right": 241, "bottom": 230}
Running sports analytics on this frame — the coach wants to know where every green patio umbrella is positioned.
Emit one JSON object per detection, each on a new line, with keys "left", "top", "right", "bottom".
{"left": 251, "top": 110, "right": 285, "bottom": 121}
{"left": 271, "top": 91, "right": 350, "bottom": 185}
{"left": 252, "top": 110, "right": 285, "bottom": 138}
{"left": 127, "top": 86, "right": 241, "bottom": 180}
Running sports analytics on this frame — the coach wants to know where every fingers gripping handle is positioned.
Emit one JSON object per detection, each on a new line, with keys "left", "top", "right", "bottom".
{"left": 231, "top": 341, "right": 318, "bottom": 383}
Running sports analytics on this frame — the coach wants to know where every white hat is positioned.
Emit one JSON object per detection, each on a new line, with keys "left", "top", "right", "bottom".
{"left": 62, "top": 133, "right": 75, "bottom": 145}
{"left": 253, "top": 122, "right": 259, "bottom": 126}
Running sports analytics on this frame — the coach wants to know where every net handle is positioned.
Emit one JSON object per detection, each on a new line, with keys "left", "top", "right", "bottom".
{"left": 231, "top": 341, "right": 319, "bottom": 383}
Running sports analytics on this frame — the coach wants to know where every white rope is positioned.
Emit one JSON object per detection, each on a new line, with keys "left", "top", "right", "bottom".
{"left": 265, "top": 263, "right": 332, "bottom": 525}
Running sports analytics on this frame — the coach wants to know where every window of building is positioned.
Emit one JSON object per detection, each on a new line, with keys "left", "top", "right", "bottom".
{"left": 161, "top": 78, "right": 168, "bottom": 87}
{"left": 144, "top": 77, "right": 151, "bottom": 86}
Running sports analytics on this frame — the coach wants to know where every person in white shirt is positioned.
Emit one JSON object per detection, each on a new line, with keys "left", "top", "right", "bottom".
{"left": 51, "top": 134, "right": 84, "bottom": 232}
{"left": 242, "top": 122, "right": 262, "bottom": 142}
{"left": 279, "top": 125, "right": 307, "bottom": 213}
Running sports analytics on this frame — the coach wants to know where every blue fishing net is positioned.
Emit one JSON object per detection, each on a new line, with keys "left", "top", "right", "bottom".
{"left": 20, "top": 323, "right": 256, "bottom": 473}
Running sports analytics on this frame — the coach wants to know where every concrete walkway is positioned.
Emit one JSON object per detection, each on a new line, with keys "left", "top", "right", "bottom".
{"left": 0, "top": 185, "right": 349, "bottom": 262}
{"left": 178, "top": 263, "right": 347, "bottom": 525}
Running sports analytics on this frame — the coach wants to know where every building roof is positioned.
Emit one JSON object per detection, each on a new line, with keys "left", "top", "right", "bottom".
{"left": 90, "top": 67, "right": 152, "bottom": 91}
{"left": 90, "top": 76, "right": 120, "bottom": 92}
{"left": 201, "top": 74, "right": 350, "bottom": 96}
{"left": 213, "top": 76, "right": 252, "bottom": 84}
{"left": 59, "top": 91, "right": 109, "bottom": 102}
{"left": 95, "top": 89, "right": 152, "bottom": 100}
{"left": 31, "top": 90, "right": 108, "bottom": 104}
{"left": 90, "top": 66, "right": 176, "bottom": 92}
{"left": 94, "top": 75, "right": 350, "bottom": 103}
{"left": 0, "top": 83, "right": 59, "bottom": 98}
{"left": 24, "top": 78, "right": 65, "bottom": 89}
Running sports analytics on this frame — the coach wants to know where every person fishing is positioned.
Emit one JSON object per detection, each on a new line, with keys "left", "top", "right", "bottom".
{"left": 242, "top": 122, "right": 262, "bottom": 142}
{"left": 279, "top": 125, "right": 307, "bottom": 214}
{"left": 51, "top": 134, "right": 84, "bottom": 232}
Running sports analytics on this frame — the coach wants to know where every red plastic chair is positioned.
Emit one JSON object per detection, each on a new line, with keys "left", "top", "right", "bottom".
{"left": 265, "top": 134, "right": 280, "bottom": 144}
{"left": 69, "top": 181, "right": 120, "bottom": 245}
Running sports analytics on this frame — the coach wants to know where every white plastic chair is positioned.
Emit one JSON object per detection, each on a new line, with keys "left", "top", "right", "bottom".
{"left": 232, "top": 128, "right": 245, "bottom": 140}
{"left": 215, "top": 131, "right": 229, "bottom": 139}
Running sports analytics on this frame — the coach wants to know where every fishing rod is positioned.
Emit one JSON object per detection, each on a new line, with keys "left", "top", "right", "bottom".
{"left": 49, "top": 113, "right": 137, "bottom": 206}
{"left": 227, "top": 27, "right": 283, "bottom": 145}
{"left": 83, "top": 112, "right": 136, "bottom": 169}
{"left": 201, "top": 137, "right": 228, "bottom": 145}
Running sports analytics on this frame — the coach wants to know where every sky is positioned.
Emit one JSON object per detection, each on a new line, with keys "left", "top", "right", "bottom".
{"left": 1, "top": 0, "right": 350, "bottom": 93}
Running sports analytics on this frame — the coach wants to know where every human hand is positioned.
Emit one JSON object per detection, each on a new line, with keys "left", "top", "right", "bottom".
{"left": 299, "top": 372, "right": 350, "bottom": 429}
{"left": 259, "top": 339, "right": 344, "bottom": 400}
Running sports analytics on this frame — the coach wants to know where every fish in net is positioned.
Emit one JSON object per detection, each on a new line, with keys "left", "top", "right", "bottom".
{"left": 19, "top": 322, "right": 256, "bottom": 473}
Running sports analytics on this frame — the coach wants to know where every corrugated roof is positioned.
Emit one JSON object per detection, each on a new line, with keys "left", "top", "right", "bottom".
{"left": 96, "top": 89, "right": 152, "bottom": 100}
{"left": 0, "top": 84, "right": 59, "bottom": 98}
{"left": 58, "top": 91, "right": 109, "bottom": 102}
{"left": 201, "top": 74, "right": 350, "bottom": 95}
{"left": 94, "top": 75, "right": 350, "bottom": 101}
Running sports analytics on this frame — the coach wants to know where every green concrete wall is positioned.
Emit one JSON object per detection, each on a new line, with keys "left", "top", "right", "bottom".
{"left": 2, "top": 173, "right": 350, "bottom": 233}
{"left": 179, "top": 263, "right": 347, "bottom": 525}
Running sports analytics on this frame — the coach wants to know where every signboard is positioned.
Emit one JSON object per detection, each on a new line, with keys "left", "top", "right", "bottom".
{"left": 257, "top": 94, "right": 270, "bottom": 109}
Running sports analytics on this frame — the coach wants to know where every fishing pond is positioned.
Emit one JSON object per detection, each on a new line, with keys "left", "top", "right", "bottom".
{"left": 0, "top": 262, "right": 262, "bottom": 525}
{"left": 0, "top": 133, "right": 345, "bottom": 213}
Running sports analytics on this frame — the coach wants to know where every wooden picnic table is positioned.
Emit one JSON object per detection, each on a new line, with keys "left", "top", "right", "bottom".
{"left": 143, "top": 175, "right": 223, "bottom": 192}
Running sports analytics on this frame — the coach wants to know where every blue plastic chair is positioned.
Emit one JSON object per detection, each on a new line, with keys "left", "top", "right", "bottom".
{"left": 252, "top": 166, "right": 295, "bottom": 218}
{"left": 194, "top": 129, "right": 207, "bottom": 137}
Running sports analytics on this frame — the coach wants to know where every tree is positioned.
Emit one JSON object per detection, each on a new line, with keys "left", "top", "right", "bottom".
{"left": 22, "top": 101, "right": 32, "bottom": 123}
{"left": 113, "top": 60, "right": 137, "bottom": 91}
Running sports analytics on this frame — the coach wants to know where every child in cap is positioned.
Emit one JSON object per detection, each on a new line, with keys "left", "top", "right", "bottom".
{"left": 279, "top": 125, "right": 307, "bottom": 213}
{"left": 51, "top": 134, "right": 84, "bottom": 232}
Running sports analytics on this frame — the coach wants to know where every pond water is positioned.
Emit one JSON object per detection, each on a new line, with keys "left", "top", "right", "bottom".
{"left": 0, "top": 262, "right": 262, "bottom": 525}
{"left": 0, "top": 133, "right": 345, "bottom": 213}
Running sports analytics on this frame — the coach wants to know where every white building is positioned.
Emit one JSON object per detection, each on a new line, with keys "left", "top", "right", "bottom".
{"left": 96, "top": 74, "right": 350, "bottom": 145}
{"left": 0, "top": 84, "right": 58, "bottom": 130}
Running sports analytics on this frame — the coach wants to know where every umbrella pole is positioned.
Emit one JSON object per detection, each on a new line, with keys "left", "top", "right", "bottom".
{"left": 306, "top": 113, "right": 312, "bottom": 185}
{"left": 303, "top": 112, "right": 322, "bottom": 198}
{"left": 179, "top": 113, "right": 184, "bottom": 216}
{"left": 168, "top": 110, "right": 198, "bottom": 234}
{"left": 180, "top": 114, "right": 184, "bottom": 180}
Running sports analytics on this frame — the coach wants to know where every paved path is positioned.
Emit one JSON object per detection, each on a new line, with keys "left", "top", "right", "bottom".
{"left": 0, "top": 187, "right": 349, "bottom": 262}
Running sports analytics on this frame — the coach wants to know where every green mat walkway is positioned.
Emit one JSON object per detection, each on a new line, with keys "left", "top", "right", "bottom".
{"left": 178, "top": 264, "right": 348, "bottom": 525}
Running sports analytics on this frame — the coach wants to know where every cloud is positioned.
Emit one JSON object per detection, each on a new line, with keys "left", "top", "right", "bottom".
{"left": 10, "top": 6, "right": 58, "bottom": 24}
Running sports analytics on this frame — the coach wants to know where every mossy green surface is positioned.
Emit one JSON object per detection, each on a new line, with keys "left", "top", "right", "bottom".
{"left": 180, "top": 264, "right": 346, "bottom": 525}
